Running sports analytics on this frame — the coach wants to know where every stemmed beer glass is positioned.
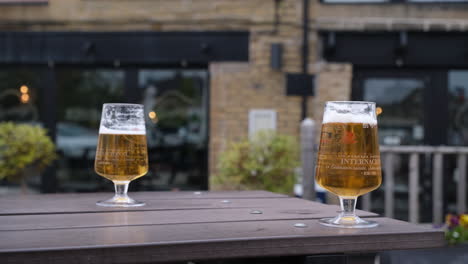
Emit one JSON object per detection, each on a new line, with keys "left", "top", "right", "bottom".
{"left": 95, "top": 103, "right": 148, "bottom": 207}
{"left": 315, "top": 101, "right": 382, "bottom": 228}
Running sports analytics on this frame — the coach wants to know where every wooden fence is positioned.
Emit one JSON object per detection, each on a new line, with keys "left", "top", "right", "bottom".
{"left": 361, "top": 146, "right": 468, "bottom": 224}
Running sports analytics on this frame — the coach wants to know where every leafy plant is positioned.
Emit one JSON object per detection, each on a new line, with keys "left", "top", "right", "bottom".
{"left": 0, "top": 122, "right": 57, "bottom": 182}
{"left": 211, "top": 131, "right": 299, "bottom": 195}
{"left": 445, "top": 214, "right": 468, "bottom": 245}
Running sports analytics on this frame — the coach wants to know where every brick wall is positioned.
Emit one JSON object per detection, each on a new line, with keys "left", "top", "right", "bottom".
{"left": 209, "top": 62, "right": 304, "bottom": 176}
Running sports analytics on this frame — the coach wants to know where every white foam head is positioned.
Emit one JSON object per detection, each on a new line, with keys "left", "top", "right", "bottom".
{"left": 323, "top": 112, "right": 376, "bottom": 125}
{"left": 99, "top": 126, "right": 146, "bottom": 135}
{"left": 322, "top": 101, "right": 377, "bottom": 125}
{"left": 99, "top": 103, "right": 146, "bottom": 135}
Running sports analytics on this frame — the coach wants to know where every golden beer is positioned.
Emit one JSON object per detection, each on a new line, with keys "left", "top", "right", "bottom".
{"left": 315, "top": 122, "right": 382, "bottom": 197}
{"left": 95, "top": 133, "right": 148, "bottom": 182}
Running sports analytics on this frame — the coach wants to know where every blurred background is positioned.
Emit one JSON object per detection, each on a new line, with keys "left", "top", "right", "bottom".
{"left": 1, "top": 0, "right": 468, "bottom": 225}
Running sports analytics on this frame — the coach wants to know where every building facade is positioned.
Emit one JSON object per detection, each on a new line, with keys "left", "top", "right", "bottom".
{"left": 1, "top": 0, "right": 468, "bottom": 196}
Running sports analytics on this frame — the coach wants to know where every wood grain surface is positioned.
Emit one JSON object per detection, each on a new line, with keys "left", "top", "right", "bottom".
{"left": 0, "top": 191, "right": 445, "bottom": 263}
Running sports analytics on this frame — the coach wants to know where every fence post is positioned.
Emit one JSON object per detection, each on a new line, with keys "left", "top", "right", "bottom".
{"left": 433, "top": 153, "right": 443, "bottom": 225}
{"left": 301, "top": 118, "right": 316, "bottom": 201}
{"left": 409, "top": 153, "right": 419, "bottom": 224}
{"left": 457, "top": 154, "right": 466, "bottom": 215}
{"left": 384, "top": 153, "right": 395, "bottom": 218}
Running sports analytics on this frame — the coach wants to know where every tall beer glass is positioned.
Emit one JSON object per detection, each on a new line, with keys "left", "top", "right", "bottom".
{"left": 95, "top": 103, "right": 148, "bottom": 207}
{"left": 315, "top": 101, "right": 382, "bottom": 228}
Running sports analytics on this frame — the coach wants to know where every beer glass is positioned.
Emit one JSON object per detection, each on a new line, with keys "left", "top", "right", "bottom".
{"left": 315, "top": 101, "right": 382, "bottom": 228}
{"left": 95, "top": 103, "right": 148, "bottom": 207}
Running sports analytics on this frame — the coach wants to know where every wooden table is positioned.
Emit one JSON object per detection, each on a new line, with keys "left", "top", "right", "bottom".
{"left": 0, "top": 191, "right": 445, "bottom": 264}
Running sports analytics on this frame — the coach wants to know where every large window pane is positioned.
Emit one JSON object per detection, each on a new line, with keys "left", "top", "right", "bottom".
{"left": 0, "top": 69, "right": 41, "bottom": 123}
{"left": 448, "top": 70, "right": 468, "bottom": 146}
{"left": 139, "top": 69, "right": 208, "bottom": 190}
{"left": 363, "top": 78, "right": 425, "bottom": 145}
{"left": 56, "top": 69, "right": 124, "bottom": 192}
{"left": 0, "top": 68, "right": 43, "bottom": 193}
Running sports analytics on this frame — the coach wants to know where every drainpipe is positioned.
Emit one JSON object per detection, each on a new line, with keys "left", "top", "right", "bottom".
{"left": 301, "top": 0, "right": 309, "bottom": 120}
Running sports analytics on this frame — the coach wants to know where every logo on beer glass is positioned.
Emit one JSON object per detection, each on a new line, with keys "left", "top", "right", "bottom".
{"left": 342, "top": 131, "right": 357, "bottom": 144}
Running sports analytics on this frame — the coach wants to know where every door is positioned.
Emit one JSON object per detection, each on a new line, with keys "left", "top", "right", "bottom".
{"left": 352, "top": 69, "right": 448, "bottom": 221}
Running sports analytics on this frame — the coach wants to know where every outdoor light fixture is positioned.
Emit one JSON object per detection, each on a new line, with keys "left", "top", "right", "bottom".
{"left": 148, "top": 111, "right": 158, "bottom": 123}
{"left": 20, "top": 94, "right": 30, "bottom": 104}
{"left": 20, "top": 85, "right": 28, "bottom": 94}
{"left": 19, "top": 85, "right": 30, "bottom": 104}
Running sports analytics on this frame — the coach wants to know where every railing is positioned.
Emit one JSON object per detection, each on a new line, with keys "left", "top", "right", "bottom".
{"left": 361, "top": 146, "right": 468, "bottom": 225}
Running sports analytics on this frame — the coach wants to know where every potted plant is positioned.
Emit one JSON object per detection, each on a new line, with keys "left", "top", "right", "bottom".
{"left": 211, "top": 131, "right": 299, "bottom": 195}
{"left": 0, "top": 122, "right": 56, "bottom": 192}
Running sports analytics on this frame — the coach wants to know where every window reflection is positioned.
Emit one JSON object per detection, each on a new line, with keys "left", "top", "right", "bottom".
{"left": 0, "top": 69, "right": 42, "bottom": 193}
{"left": 139, "top": 70, "right": 208, "bottom": 190}
{"left": 363, "top": 78, "right": 425, "bottom": 145}
{"left": 56, "top": 69, "right": 124, "bottom": 192}
{"left": 0, "top": 69, "right": 40, "bottom": 123}
{"left": 448, "top": 70, "right": 468, "bottom": 146}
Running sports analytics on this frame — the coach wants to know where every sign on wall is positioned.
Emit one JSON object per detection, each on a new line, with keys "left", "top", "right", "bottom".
{"left": 248, "top": 109, "right": 277, "bottom": 138}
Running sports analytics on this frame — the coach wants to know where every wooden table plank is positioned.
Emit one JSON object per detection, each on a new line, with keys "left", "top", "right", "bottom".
{"left": 0, "top": 197, "right": 298, "bottom": 216}
{"left": 0, "top": 195, "right": 376, "bottom": 217}
{"left": 0, "top": 190, "right": 287, "bottom": 201}
{"left": 0, "top": 191, "right": 445, "bottom": 264}
{"left": 0, "top": 191, "right": 286, "bottom": 215}
{"left": 0, "top": 218, "right": 444, "bottom": 263}
{"left": 0, "top": 204, "right": 376, "bottom": 231}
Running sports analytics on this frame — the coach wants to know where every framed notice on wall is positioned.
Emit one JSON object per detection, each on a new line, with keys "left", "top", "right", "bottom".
{"left": 248, "top": 109, "right": 277, "bottom": 138}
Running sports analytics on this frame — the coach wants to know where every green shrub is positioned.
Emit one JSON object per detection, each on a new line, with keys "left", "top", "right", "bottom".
{"left": 0, "top": 122, "right": 57, "bottom": 182}
{"left": 211, "top": 131, "right": 299, "bottom": 195}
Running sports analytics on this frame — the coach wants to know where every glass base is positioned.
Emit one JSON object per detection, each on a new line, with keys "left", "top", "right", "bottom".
{"left": 318, "top": 215, "right": 378, "bottom": 228}
{"left": 96, "top": 195, "right": 145, "bottom": 207}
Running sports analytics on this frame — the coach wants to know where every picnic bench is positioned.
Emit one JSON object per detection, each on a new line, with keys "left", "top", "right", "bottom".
{"left": 0, "top": 191, "right": 445, "bottom": 263}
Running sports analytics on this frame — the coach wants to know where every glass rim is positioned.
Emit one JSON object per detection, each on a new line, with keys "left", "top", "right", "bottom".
{"left": 103, "top": 103, "right": 144, "bottom": 107}
{"left": 326, "top": 101, "right": 376, "bottom": 105}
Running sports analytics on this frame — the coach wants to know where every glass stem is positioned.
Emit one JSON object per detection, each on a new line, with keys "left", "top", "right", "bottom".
{"left": 114, "top": 181, "right": 130, "bottom": 198}
{"left": 339, "top": 196, "right": 357, "bottom": 218}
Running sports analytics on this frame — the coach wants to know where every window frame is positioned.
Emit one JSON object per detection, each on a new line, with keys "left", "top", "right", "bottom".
{"left": 0, "top": 0, "right": 48, "bottom": 5}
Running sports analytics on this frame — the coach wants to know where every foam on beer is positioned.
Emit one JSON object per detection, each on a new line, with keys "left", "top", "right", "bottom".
{"left": 99, "top": 126, "right": 146, "bottom": 135}
{"left": 323, "top": 112, "right": 377, "bottom": 125}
